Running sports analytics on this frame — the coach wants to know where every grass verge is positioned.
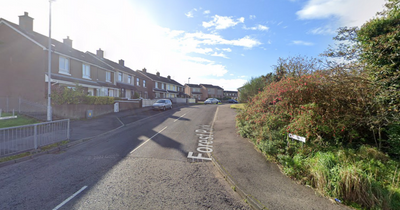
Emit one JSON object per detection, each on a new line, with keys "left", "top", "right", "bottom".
{"left": 230, "top": 103, "right": 246, "bottom": 110}
{"left": 0, "top": 113, "right": 40, "bottom": 128}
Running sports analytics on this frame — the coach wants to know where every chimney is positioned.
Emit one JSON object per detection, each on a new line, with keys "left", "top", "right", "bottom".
{"left": 119, "top": 59, "right": 124, "bottom": 66}
{"left": 167, "top": 75, "right": 171, "bottom": 80}
{"left": 156, "top": 72, "right": 160, "bottom": 77}
{"left": 19, "top": 12, "right": 33, "bottom": 32}
{"left": 142, "top": 68, "right": 147, "bottom": 73}
{"left": 96, "top": 48, "right": 104, "bottom": 58}
{"left": 63, "top": 36, "right": 72, "bottom": 48}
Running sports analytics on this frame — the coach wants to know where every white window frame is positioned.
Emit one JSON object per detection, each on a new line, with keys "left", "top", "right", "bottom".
{"left": 106, "top": 72, "right": 111, "bottom": 82}
{"left": 128, "top": 75, "right": 132, "bottom": 84}
{"left": 143, "top": 80, "right": 146, "bottom": 87}
{"left": 162, "top": 83, "right": 165, "bottom": 89}
{"left": 59, "top": 56, "right": 70, "bottom": 75}
{"left": 118, "top": 72, "right": 122, "bottom": 82}
{"left": 155, "top": 82, "right": 158, "bottom": 88}
{"left": 82, "top": 64, "right": 90, "bottom": 79}
{"left": 136, "top": 78, "right": 140, "bottom": 86}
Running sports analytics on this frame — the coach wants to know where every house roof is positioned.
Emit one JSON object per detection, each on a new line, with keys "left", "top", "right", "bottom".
{"left": 200, "top": 84, "right": 224, "bottom": 90}
{"left": 87, "top": 52, "right": 135, "bottom": 75}
{"left": 0, "top": 18, "right": 113, "bottom": 71}
{"left": 185, "top": 84, "right": 202, "bottom": 88}
{"left": 224, "top": 90, "right": 238, "bottom": 93}
{"left": 136, "top": 70, "right": 183, "bottom": 87}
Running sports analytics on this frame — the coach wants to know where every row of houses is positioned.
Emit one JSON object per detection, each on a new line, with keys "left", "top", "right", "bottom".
{"left": 0, "top": 12, "right": 237, "bottom": 106}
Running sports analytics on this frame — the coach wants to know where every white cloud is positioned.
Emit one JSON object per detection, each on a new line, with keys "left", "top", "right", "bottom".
{"left": 244, "top": 24, "right": 269, "bottom": 31}
{"left": 204, "top": 10, "right": 210, "bottom": 14}
{"left": 185, "top": 12, "right": 194, "bottom": 18}
{"left": 202, "top": 15, "right": 245, "bottom": 30}
{"left": 185, "top": 8, "right": 198, "bottom": 18}
{"left": 292, "top": 40, "right": 314, "bottom": 46}
{"left": 310, "top": 26, "right": 336, "bottom": 35}
{"left": 296, "top": 0, "right": 386, "bottom": 27}
{"left": 249, "top": 15, "right": 256, "bottom": 19}
{"left": 222, "top": 48, "right": 232, "bottom": 52}
{"left": 181, "top": 32, "right": 261, "bottom": 49}
{"left": 211, "top": 52, "right": 229, "bottom": 59}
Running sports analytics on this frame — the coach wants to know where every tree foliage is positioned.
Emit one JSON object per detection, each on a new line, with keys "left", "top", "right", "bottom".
{"left": 357, "top": 0, "right": 400, "bottom": 115}
{"left": 238, "top": 76, "right": 266, "bottom": 102}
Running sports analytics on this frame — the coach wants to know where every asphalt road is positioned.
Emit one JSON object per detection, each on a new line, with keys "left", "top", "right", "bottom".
{"left": 0, "top": 105, "right": 249, "bottom": 210}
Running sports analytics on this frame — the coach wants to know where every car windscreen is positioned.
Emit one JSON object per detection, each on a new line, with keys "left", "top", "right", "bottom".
{"left": 156, "top": 100, "right": 165, "bottom": 103}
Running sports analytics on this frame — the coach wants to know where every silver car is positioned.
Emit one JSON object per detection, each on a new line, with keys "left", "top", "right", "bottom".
{"left": 152, "top": 99, "right": 173, "bottom": 111}
{"left": 204, "top": 98, "right": 220, "bottom": 104}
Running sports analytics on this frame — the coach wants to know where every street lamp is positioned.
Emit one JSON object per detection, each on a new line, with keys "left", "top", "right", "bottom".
{"left": 47, "top": 0, "right": 54, "bottom": 121}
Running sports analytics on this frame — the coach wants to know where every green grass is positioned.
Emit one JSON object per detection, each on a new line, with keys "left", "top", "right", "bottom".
{"left": 230, "top": 103, "right": 246, "bottom": 110}
{"left": 0, "top": 113, "right": 40, "bottom": 128}
{"left": 0, "top": 152, "right": 30, "bottom": 163}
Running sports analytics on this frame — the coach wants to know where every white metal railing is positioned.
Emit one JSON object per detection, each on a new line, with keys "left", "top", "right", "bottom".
{"left": 0, "top": 119, "right": 70, "bottom": 157}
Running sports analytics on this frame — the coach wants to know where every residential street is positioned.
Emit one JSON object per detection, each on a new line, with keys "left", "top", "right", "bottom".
{"left": 0, "top": 105, "right": 248, "bottom": 210}
{"left": 0, "top": 104, "right": 349, "bottom": 210}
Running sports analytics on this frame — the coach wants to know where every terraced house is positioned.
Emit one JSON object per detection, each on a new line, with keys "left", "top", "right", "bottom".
{"left": 200, "top": 84, "right": 224, "bottom": 100}
{"left": 136, "top": 69, "right": 184, "bottom": 99}
{"left": 0, "top": 12, "right": 119, "bottom": 104}
{"left": 88, "top": 49, "right": 150, "bottom": 99}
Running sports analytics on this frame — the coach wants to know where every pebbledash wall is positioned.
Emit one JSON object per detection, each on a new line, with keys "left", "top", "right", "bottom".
{"left": 53, "top": 100, "right": 141, "bottom": 119}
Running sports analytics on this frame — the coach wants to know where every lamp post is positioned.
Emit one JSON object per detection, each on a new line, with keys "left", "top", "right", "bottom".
{"left": 47, "top": 0, "right": 54, "bottom": 121}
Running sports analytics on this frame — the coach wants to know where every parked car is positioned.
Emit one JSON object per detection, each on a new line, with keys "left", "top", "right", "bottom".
{"left": 204, "top": 98, "right": 220, "bottom": 104}
{"left": 227, "top": 99, "right": 238, "bottom": 103}
{"left": 152, "top": 99, "right": 172, "bottom": 110}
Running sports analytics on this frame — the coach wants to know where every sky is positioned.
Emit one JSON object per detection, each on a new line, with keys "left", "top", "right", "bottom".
{"left": 0, "top": 0, "right": 386, "bottom": 91}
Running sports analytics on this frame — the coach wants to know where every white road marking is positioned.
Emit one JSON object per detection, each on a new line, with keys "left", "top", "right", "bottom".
{"left": 53, "top": 186, "right": 87, "bottom": 210}
{"left": 130, "top": 126, "right": 168, "bottom": 154}
{"left": 174, "top": 113, "right": 187, "bottom": 122}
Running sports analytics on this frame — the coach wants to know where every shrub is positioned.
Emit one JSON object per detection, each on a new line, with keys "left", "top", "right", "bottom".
{"left": 51, "top": 85, "right": 114, "bottom": 105}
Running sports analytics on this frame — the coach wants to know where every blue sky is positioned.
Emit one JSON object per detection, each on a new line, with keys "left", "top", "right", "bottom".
{"left": 0, "top": 0, "right": 386, "bottom": 90}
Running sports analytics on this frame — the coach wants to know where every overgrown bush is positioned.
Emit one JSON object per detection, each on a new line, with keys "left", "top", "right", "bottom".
{"left": 235, "top": 63, "right": 400, "bottom": 209}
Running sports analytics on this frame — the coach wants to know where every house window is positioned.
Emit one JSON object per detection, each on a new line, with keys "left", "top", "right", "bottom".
{"left": 137, "top": 78, "right": 140, "bottom": 86}
{"left": 106, "top": 72, "right": 111, "bottom": 82}
{"left": 162, "top": 83, "right": 165, "bottom": 89}
{"left": 143, "top": 80, "right": 146, "bottom": 87}
{"left": 59, "top": 56, "right": 70, "bottom": 74}
{"left": 167, "top": 84, "right": 170, "bottom": 90}
{"left": 82, "top": 64, "right": 90, "bottom": 79}
{"left": 128, "top": 75, "right": 132, "bottom": 84}
{"left": 118, "top": 72, "right": 122, "bottom": 81}
{"left": 155, "top": 82, "right": 158, "bottom": 88}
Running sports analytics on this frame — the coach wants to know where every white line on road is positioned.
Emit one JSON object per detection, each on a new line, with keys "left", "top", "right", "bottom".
{"left": 53, "top": 186, "right": 87, "bottom": 210}
{"left": 130, "top": 126, "right": 168, "bottom": 154}
{"left": 174, "top": 113, "right": 187, "bottom": 122}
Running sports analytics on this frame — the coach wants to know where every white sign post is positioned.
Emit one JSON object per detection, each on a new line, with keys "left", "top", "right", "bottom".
{"left": 288, "top": 133, "right": 306, "bottom": 148}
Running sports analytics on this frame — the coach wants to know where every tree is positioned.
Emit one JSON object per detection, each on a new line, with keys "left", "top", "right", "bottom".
{"left": 357, "top": 0, "right": 400, "bottom": 115}
{"left": 272, "top": 55, "right": 323, "bottom": 79}
{"left": 238, "top": 76, "right": 266, "bottom": 102}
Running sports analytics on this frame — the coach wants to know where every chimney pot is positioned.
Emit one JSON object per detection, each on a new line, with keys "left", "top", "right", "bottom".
{"left": 156, "top": 72, "right": 160, "bottom": 77}
{"left": 96, "top": 48, "right": 104, "bottom": 58}
{"left": 119, "top": 59, "right": 124, "bottom": 66}
{"left": 142, "top": 68, "right": 147, "bottom": 73}
{"left": 167, "top": 75, "right": 171, "bottom": 80}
